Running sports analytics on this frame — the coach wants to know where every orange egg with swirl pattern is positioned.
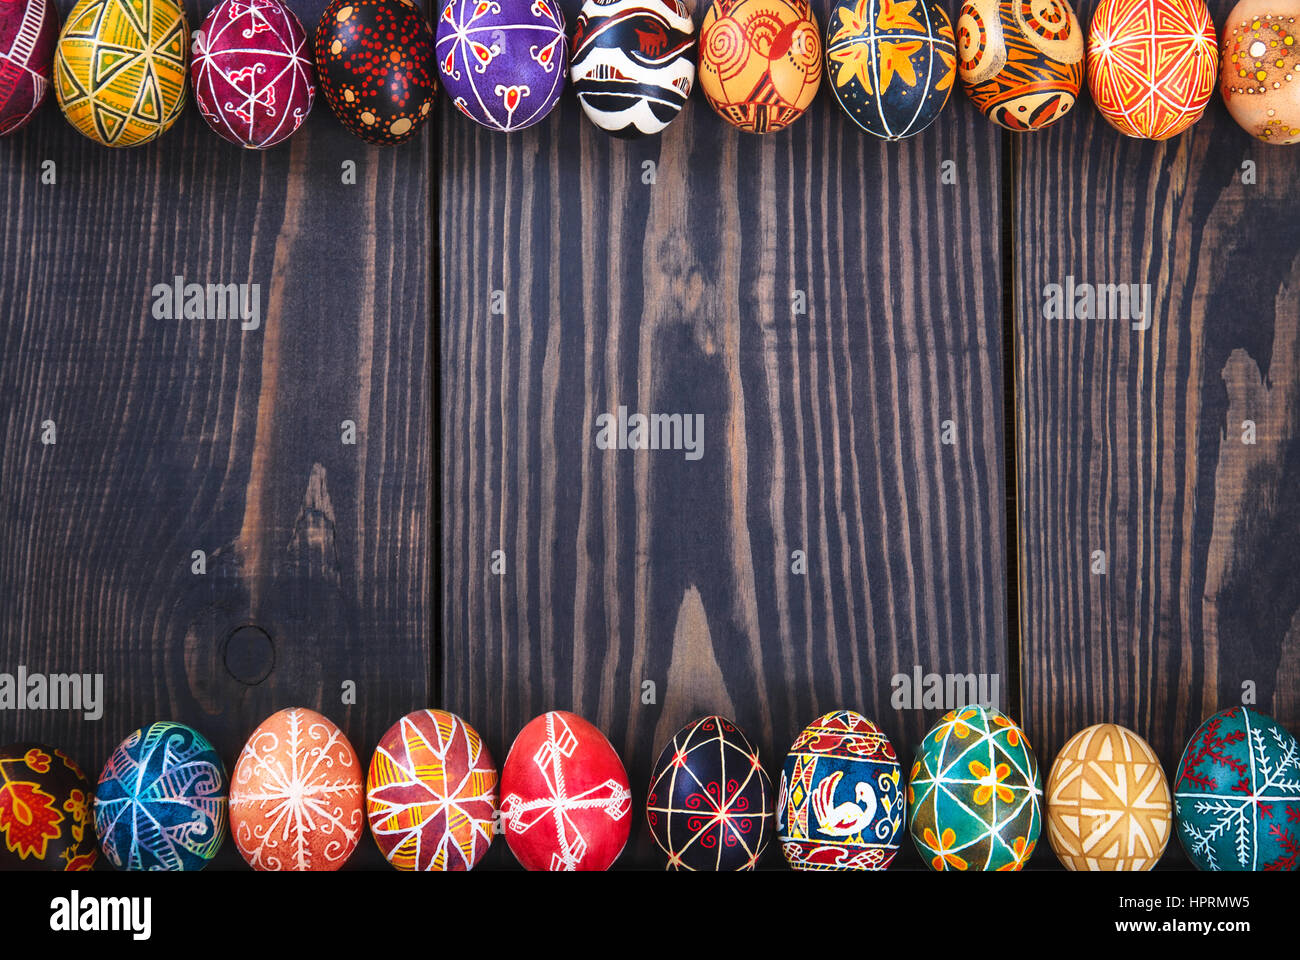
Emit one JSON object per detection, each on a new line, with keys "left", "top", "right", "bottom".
{"left": 697, "top": 0, "right": 822, "bottom": 133}
{"left": 957, "top": 0, "right": 1083, "bottom": 131}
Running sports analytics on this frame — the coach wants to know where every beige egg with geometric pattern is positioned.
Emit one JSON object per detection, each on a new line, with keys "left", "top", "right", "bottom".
{"left": 1046, "top": 723, "right": 1172, "bottom": 870}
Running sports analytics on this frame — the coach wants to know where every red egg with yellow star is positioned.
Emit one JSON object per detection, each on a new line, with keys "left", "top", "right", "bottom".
{"left": 366, "top": 709, "right": 498, "bottom": 871}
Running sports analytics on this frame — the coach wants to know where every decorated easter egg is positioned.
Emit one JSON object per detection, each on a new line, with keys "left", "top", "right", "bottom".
{"left": 1088, "top": 0, "right": 1217, "bottom": 139}
{"left": 1220, "top": 0, "right": 1300, "bottom": 143}
{"left": 909, "top": 705, "right": 1041, "bottom": 870}
{"left": 315, "top": 0, "right": 436, "bottom": 145}
{"left": 0, "top": 743, "right": 96, "bottom": 870}
{"left": 367, "top": 709, "right": 498, "bottom": 871}
{"left": 1046, "top": 723, "right": 1172, "bottom": 870}
{"left": 230, "top": 707, "right": 364, "bottom": 871}
{"left": 191, "top": 0, "right": 315, "bottom": 149}
{"left": 956, "top": 0, "right": 1083, "bottom": 130}
{"left": 94, "top": 722, "right": 227, "bottom": 870}
{"left": 1175, "top": 707, "right": 1300, "bottom": 871}
{"left": 435, "top": 0, "right": 567, "bottom": 132}
{"left": 776, "top": 710, "right": 905, "bottom": 870}
{"left": 825, "top": 0, "right": 956, "bottom": 140}
{"left": 570, "top": 0, "right": 696, "bottom": 138}
{"left": 698, "top": 0, "right": 822, "bottom": 133}
{"left": 0, "top": 0, "right": 58, "bottom": 135}
{"left": 646, "top": 716, "right": 772, "bottom": 870}
{"left": 54, "top": 0, "right": 188, "bottom": 146}
{"left": 499, "top": 710, "right": 632, "bottom": 870}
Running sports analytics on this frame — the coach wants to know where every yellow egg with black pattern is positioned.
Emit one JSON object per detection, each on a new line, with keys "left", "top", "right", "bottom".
{"left": 54, "top": 0, "right": 188, "bottom": 147}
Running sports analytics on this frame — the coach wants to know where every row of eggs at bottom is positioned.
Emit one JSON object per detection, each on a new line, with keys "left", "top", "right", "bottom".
{"left": 2, "top": 703, "right": 1296, "bottom": 871}
{"left": 3, "top": 0, "right": 1299, "bottom": 149}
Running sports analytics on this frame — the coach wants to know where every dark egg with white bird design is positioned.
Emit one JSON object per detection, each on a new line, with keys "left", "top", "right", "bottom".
{"left": 646, "top": 716, "right": 773, "bottom": 870}
{"left": 570, "top": 0, "right": 697, "bottom": 138}
{"left": 315, "top": 0, "right": 436, "bottom": 144}
{"left": 777, "top": 710, "right": 905, "bottom": 870}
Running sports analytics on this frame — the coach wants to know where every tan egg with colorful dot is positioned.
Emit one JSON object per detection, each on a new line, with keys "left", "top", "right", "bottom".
{"left": 1221, "top": 0, "right": 1300, "bottom": 143}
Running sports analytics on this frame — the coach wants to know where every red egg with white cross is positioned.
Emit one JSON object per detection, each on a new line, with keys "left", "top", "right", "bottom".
{"left": 499, "top": 711, "right": 632, "bottom": 871}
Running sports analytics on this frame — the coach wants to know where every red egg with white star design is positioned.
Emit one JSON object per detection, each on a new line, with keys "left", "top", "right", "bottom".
{"left": 191, "top": 0, "right": 315, "bottom": 149}
{"left": 229, "top": 707, "right": 365, "bottom": 871}
{"left": 366, "top": 709, "right": 498, "bottom": 870}
{"left": 499, "top": 711, "right": 632, "bottom": 871}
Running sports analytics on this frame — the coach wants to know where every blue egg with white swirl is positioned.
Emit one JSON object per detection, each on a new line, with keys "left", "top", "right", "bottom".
{"left": 94, "top": 721, "right": 228, "bottom": 871}
{"left": 570, "top": 0, "right": 697, "bottom": 138}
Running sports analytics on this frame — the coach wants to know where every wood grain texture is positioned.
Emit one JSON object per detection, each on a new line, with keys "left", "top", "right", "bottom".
{"left": 1015, "top": 0, "right": 1300, "bottom": 865}
{"left": 440, "top": 0, "right": 1008, "bottom": 867}
{"left": 0, "top": 0, "right": 431, "bottom": 869}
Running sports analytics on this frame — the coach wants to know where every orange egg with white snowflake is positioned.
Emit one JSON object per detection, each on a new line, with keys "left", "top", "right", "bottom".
{"left": 229, "top": 707, "right": 364, "bottom": 871}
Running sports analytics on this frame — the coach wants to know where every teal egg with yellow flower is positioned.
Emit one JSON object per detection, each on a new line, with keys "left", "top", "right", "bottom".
{"left": 825, "top": 0, "right": 956, "bottom": 139}
{"left": 908, "top": 705, "right": 1042, "bottom": 870}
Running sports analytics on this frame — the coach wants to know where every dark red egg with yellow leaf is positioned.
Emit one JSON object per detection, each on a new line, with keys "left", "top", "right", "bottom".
{"left": 0, "top": 743, "right": 97, "bottom": 870}
{"left": 315, "top": 0, "right": 437, "bottom": 144}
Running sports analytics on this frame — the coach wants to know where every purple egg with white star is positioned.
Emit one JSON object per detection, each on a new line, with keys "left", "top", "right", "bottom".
{"left": 435, "top": 0, "right": 567, "bottom": 132}
{"left": 191, "top": 0, "right": 315, "bottom": 149}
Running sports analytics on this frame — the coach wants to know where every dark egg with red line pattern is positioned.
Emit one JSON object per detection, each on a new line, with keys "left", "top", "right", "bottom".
{"left": 315, "top": 0, "right": 436, "bottom": 144}
{"left": 646, "top": 716, "right": 773, "bottom": 870}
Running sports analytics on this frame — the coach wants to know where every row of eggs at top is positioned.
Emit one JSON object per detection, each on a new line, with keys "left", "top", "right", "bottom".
{"left": 0, "top": 0, "right": 436, "bottom": 147}
{"left": 2, "top": 703, "right": 1296, "bottom": 872}
{"left": 2, "top": 0, "right": 1298, "bottom": 148}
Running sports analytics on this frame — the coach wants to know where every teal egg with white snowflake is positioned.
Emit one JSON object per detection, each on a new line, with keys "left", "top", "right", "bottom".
{"left": 908, "top": 705, "right": 1042, "bottom": 870}
{"left": 1174, "top": 707, "right": 1299, "bottom": 871}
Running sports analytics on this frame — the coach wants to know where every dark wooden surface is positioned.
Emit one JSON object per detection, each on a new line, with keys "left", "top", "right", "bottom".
{"left": 439, "top": 0, "right": 1008, "bottom": 868}
{"left": 0, "top": 0, "right": 431, "bottom": 869}
{"left": 3, "top": 0, "right": 1298, "bottom": 875}
{"left": 1015, "top": 0, "right": 1300, "bottom": 865}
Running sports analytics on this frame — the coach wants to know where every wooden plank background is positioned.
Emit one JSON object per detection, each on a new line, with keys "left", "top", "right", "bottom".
{"left": 439, "top": 0, "right": 1009, "bottom": 868}
{"left": 1015, "top": 0, "right": 1300, "bottom": 866}
{"left": 0, "top": 0, "right": 431, "bottom": 869}
{"left": 3, "top": 0, "right": 1297, "bottom": 873}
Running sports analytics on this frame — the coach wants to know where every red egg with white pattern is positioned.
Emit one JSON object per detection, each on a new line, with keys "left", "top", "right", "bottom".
{"left": 499, "top": 711, "right": 631, "bottom": 870}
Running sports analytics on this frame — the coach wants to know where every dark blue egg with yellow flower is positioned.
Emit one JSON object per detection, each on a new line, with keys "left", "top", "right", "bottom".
{"left": 825, "top": 0, "right": 956, "bottom": 140}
